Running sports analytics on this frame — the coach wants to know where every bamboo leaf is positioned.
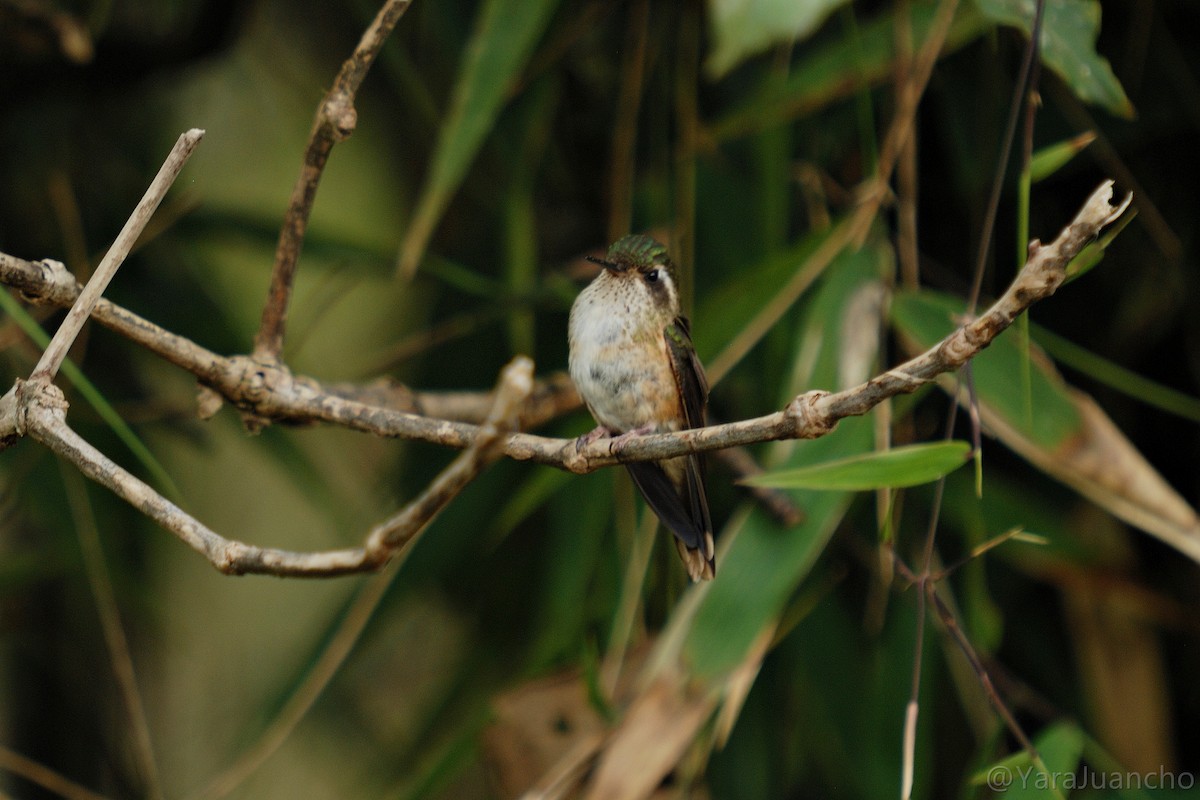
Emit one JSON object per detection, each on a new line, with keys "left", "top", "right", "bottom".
{"left": 0, "top": 292, "right": 183, "bottom": 502}
{"left": 705, "top": 0, "right": 851, "bottom": 78}
{"left": 396, "top": 0, "right": 559, "bottom": 277}
{"left": 970, "top": 721, "right": 1084, "bottom": 799}
{"left": 742, "top": 441, "right": 972, "bottom": 491}
{"left": 712, "top": 2, "right": 988, "bottom": 141}
{"left": 1032, "top": 323, "right": 1200, "bottom": 423}
{"left": 1030, "top": 131, "right": 1096, "bottom": 182}
{"left": 974, "top": 0, "right": 1133, "bottom": 118}
{"left": 681, "top": 242, "right": 891, "bottom": 680}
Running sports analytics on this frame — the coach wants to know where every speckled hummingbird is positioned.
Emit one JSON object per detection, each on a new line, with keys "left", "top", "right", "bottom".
{"left": 568, "top": 233, "right": 715, "bottom": 581}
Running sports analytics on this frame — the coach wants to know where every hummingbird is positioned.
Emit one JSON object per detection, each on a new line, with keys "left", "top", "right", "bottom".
{"left": 568, "top": 234, "right": 715, "bottom": 581}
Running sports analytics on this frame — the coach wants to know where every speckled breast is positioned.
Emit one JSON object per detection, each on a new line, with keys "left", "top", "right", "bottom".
{"left": 568, "top": 289, "right": 683, "bottom": 434}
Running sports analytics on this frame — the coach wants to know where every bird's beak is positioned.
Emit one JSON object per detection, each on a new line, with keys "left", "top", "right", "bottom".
{"left": 585, "top": 255, "right": 623, "bottom": 273}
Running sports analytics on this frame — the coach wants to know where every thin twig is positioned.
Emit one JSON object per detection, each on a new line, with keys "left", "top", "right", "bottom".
{"left": 894, "top": 0, "right": 920, "bottom": 289}
{"left": 16, "top": 358, "right": 533, "bottom": 577}
{"left": 707, "top": 0, "right": 959, "bottom": 384}
{"left": 873, "top": 0, "right": 959, "bottom": 191}
{"left": 672, "top": 2, "right": 700, "bottom": 312}
{"left": 902, "top": 7, "right": 1047, "bottom": 794}
{"left": 713, "top": 445, "right": 805, "bottom": 526}
{"left": 607, "top": 0, "right": 649, "bottom": 242}
{"left": 928, "top": 589, "right": 1052, "bottom": 776}
{"left": 966, "top": 0, "right": 1045, "bottom": 315}
{"left": 0, "top": 184, "right": 1131, "bottom": 575}
{"left": 253, "top": 0, "right": 414, "bottom": 360}
{"left": 31, "top": 129, "right": 204, "bottom": 382}
{"left": 3, "top": 182, "right": 1131, "bottom": 473}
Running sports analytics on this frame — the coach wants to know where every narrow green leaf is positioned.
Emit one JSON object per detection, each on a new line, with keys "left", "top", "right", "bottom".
{"left": 742, "top": 441, "right": 972, "bottom": 491}
{"left": 682, "top": 242, "right": 890, "bottom": 679}
{"left": 1063, "top": 208, "right": 1135, "bottom": 283}
{"left": 705, "top": 0, "right": 851, "bottom": 79}
{"left": 1017, "top": 137, "right": 1034, "bottom": 430}
{"left": 891, "top": 290, "right": 1083, "bottom": 446}
{"left": 712, "top": 3, "right": 988, "bottom": 141}
{"left": 1032, "top": 323, "right": 1200, "bottom": 424}
{"left": 0, "top": 293, "right": 184, "bottom": 502}
{"left": 974, "top": 0, "right": 1133, "bottom": 118}
{"left": 970, "top": 720, "right": 1084, "bottom": 799}
{"left": 503, "top": 79, "right": 558, "bottom": 357}
{"left": 396, "top": 0, "right": 559, "bottom": 277}
{"left": 1030, "top": 131, "right": 1096, "bottom": 182}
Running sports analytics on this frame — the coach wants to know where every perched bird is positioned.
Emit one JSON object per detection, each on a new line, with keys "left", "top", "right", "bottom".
{"left": 568, "top": 234, "right": 715, "bottom": 581}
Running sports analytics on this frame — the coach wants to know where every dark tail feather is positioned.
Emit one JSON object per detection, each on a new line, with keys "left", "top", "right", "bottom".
{"left": 625, "top": 460, "right": 715, "bottom": 581}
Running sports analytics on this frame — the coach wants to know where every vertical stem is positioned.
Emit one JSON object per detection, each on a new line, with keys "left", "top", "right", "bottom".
{"left": 894, "top": 0, "right": 920, "bottom": 289}
{"left": 607, "top": 0, "right": 650, "bottom": 242}
{"left": 673, "top": 0, "right": 700, "bottom": 316}
{"left": 253, "top": 0, "right": 413, "bottom": 360}
{"left": 61, "top": 467, "right": 165, "bottom": 800}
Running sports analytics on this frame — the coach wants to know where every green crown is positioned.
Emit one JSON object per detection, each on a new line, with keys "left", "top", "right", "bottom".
{"left": 607, "top": 234, "right": 669, "bottom": 267}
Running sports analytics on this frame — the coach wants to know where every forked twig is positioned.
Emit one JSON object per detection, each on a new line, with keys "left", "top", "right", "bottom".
{"left": 1, "top": 181, "right": 1132, "bottom": 532}
{"left": 253, "top": 0, "right": 414, "bottom": 360}
{"left": 16, "top": 357, "right": 533, "bottom": 577}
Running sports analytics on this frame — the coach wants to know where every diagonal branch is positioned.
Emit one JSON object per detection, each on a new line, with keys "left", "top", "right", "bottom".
{"left": 0, "top": 249, "right": 578, "bottom": 427}
{"left": 3, "top": 181, "right": 1132, "bottom": 473}
{"left": 32, "top": 129, "right": 204, "bottom": 381}
{"left": 253, "top": 0, "right": 414, "bottom": 361}
{"left": 0, "top": 176, "right": 1130, "bottom": 576}
{"left": 14, "top": 358, "right": 532, "bottom": 578}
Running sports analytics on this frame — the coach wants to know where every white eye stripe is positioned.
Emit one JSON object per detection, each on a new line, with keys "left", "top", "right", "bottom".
{"left": 652, "top": 265, "right": 678, "bottom": 312}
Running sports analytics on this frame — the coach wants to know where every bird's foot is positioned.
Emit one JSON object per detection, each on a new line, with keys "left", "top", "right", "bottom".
{"left": 606, "top": 423, "right": 656, "bottom": 457}
{"left": 575, "top": 425, "right": 614, "bottom": 452}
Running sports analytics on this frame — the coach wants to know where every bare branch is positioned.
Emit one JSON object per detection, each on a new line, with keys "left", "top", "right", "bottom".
{"left": 253, "top": 0, "right": 414, "bottom": 360}
{"left": 14, "top": 358, "right": 533, "bottom": 577}
{"left": 0, "top": 250, "right": 577, "bottom": 426}
{"left": 2, "top": 182, "right": 1132, "bottom": 475}
{"left": 31, "top": 129, "right": 204, "bottom": 382}
{"left": 364, "top": 355, "right": 533, "bottom": 558}
{"left": 544, "top": 181, "right": 1133, "bottom": 470}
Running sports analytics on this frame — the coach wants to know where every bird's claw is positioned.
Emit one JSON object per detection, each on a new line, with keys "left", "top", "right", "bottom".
{"left": 575, "top": 425, "right": 613, "bottom": 453}
{"left": 607, "top": 423, "right": 656, "bottom": 457}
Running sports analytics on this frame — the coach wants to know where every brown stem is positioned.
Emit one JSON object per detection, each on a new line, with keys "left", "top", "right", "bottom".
{"left": 252, "top": 0, "right": 413, "bottom": 360}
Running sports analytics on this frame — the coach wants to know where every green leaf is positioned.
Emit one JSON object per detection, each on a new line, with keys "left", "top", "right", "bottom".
{"left": 682, "top": 241, "right": 891, "bottom": 679}
{"left": 1032, "top": 322, "right": 1200, "bottom": 424}
{"left": 970, "top": 721, "right": 1084, "bottom": 799}
{"left": 712, "top": 2, "right": 988, "bottom": 140}
{"left": 396, "top": 0, "right": 560, "bottom": 277}
{"left": 1063, "top": 208, "right": 1135, "bottom": 284}
{"left": 0, "top": 292, "right": 184, "bottom": 503}
{"left": 973, "top": 0, "right": 1134, "bottom": 118}
{"left": 705, "top": 0, "right": 852, "bottom": 79}
{"left": 742, "top": 441, "right": 972, "bottom": 491}
{"left": 891, "top": 289, "right": 1082, "bottom": 446}
{"left": 1030, "top": 131, "right": 1096, "bottom": 182}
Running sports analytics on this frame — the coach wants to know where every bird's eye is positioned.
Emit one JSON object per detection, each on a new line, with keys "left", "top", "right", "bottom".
{"left": 645, "top": 269, "right": 660, "bottom": 283}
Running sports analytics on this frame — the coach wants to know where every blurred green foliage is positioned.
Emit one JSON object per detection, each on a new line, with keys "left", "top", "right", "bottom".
{"left": 1, "top": 1, "right": 1199, "bottom": 798}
